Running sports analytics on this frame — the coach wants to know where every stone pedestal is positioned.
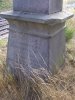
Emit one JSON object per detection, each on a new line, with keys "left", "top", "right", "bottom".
{"left": 0, "top": 0, "right": 74, "bottom": 76}
{"left": 0, "top": 0, "right": 73, "bottom": 99}
{"left": 0, "top": 11, "right": 73, "bottom": 73}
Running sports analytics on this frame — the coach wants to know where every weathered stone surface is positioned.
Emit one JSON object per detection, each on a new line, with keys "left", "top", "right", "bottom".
{"left": 0, "top": 11, "right": 73, "bottom": 24}
{"left": 0, "top": 0, "right": 73, "bottom": 74}
{"left": 13, "top": 0, "right": 63, "bottom": 14}
{"left": 7, "top": 20, "right": 65, "bottom": 73}
{"left": 0, "top": 1, "right": 74, "bottom": 99}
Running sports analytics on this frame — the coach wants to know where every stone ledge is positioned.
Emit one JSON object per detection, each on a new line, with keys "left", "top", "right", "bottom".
{"left": 0, "top": 11, "right": 73, "bottom": 24}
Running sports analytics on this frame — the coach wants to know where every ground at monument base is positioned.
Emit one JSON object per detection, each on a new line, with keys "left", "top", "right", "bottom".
{"left": 0, "top": 37, "right": 75, "bottom": 100}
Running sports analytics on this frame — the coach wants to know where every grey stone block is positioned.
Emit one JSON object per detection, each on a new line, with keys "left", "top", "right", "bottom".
{"left": 0, "top": 11, "right": 73, "bottom": 74}
{"left": 7, "top": 20, "right": 65, "bottom": 73}
{"left": 13, "top": 0, "right": 63, "bottom": 14}
{"left": 0, "top": 0, "right": 73, "bottom": 74}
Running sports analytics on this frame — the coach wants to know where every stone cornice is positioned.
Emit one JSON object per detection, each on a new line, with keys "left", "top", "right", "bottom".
{"left": 0, "top": 11, "right": 73, "bottom": 24}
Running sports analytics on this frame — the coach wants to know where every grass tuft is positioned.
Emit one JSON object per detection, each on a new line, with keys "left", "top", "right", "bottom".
{"left": 65, "top": 15, "right": 75, "bottom": 42}
{"left": 65, "top": 27, "right": 74, "bottom": 42}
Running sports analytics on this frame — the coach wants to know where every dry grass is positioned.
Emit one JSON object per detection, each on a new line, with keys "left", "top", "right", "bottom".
{"left": 0, "top": 38, "right": 75, "bottom": 100}
{"left": 0, "top": 1, "right": 75, "bottom": 100}
{"left": 0, "top": 39, "right": 21, "bottom": 100}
